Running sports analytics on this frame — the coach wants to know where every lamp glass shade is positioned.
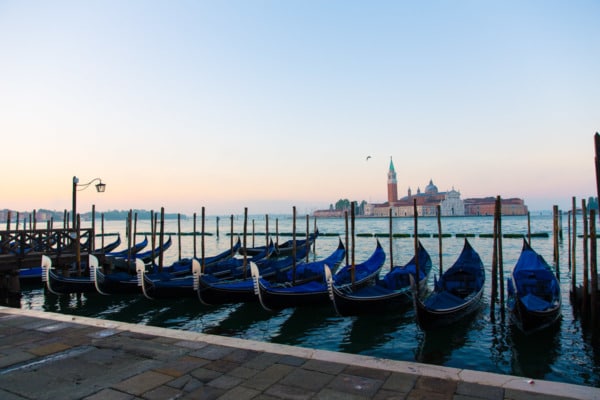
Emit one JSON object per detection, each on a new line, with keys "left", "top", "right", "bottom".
{"left": 95, "top": 182, "right": 106, "bottom": 193}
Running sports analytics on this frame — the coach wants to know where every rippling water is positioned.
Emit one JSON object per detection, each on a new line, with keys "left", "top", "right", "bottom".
{"left": 18, "top": 213, "right": 600, "bottom": 388}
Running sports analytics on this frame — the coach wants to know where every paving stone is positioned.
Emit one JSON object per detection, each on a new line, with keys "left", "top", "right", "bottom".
{"left": 215, "top": 385, "right": 262, "bottom": 400}
{"left": 343, "top": 365, "right": 391, "bottom": 381}
{"left": 112, "top": 370, "right": 173, "bottom": 396}
{"left": 277, "top": 354, "right": 306, "bottom": 367}
{"left": 180, "top": 385, "right": 226, "bottom": 400}
{"left": 415, "top": 375, "right": 457, "bottom": 395}
{"left": 142, "top": 384, "right": 184, "bottom": 400}
{"left": 327, "top": 373, "right": 384, "bottom": 398}
{"left": 207, "top": 373, "right": 243, "bottom": 390}
{"left": 93, "top": 335, "right": 188, "bottom": 361}
{"left": 265, "top": 383, "right": 315, "bottom": 400}
{"left": 190, "top": 344, "right": 235, "bottom": 360}
{"left": 241, "top": 363, "right": 295, "bottom": 391}
{"left": 222, "top": 348, "right": 261, "bottom": 363}
{"left": 166, "top": 374, "right": 204, "bottom": 392}
{"left": 190, "top": 366, "right": 224, "bottom": 382}
{"left": 204, "top": 358, "right": 241, "bottom": 373}
{"left": 456, "top": 381, "right": 504, "bottom": 400}
{"left": 372, "top": 389, "right": 408, "bottom": 400}
{"left": 173, "top": 340, "right": 209, "bottom": 350}
{"left": 278, "top": 367, "right": 335, "bottom": 392}
{"left": 29, "top": 341, "right": 71, "bottom": 356}
{"left": 504, "top": 389, "right": 575, "bottom": 400}
{"left": 302, "top": 359, "right": 346, "bottom": 375}
{"left": 153, "top": 355, "right": 210, "bottom": 377}
{"left": 242, "top": 352, "right": 282, "bottom": 370}
{"left": 82, "top": 388, "right": 135, "bottom": 400}
{"left": 381, "top": 372, "right": 417, "bottom": 393}
{"left": 0, "top": 388, "right": 29, "bottom": 400}
{"left": 405, "top": 388, "right": 452, "bottom": 400}
{"left": 228, "top": 365, "right": 261, "bottom": 379}
{"left": 0, "top": 348, "right": 36, "bottom": 368}
{"left": 314, "top": 388, "right": 371, "bottom": 400}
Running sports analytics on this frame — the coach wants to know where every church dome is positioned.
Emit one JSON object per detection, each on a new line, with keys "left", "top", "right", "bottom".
{"left": 425, "top": 179, "right": 438, "bottom": 194}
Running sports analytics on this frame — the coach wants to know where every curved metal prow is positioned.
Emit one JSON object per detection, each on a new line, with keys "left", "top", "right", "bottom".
{"left": 136, "top": 258, "right": 153, "bottom": 300}
{"left": 90, "top": 255, "right": 109, "bottom": 296}
{"left": 41, "top": 255, "right": 61, "bottom": 296}
{"left": 192, "top": 259, "right": 201, "bottom": 291}
{"left": 250, "top": 262, "right": 272, "bottom": 312}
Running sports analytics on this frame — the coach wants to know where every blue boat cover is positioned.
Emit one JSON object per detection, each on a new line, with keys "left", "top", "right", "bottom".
{"left": 520, "top": 293, "right": 552, "bottom": 311}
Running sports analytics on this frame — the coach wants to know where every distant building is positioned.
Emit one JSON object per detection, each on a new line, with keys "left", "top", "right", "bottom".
{"left": 364, "top": 158, "right": 465, "bottom": 217}
{"left": 362, "top": 158, "right": 528, "bottom": 217}
{"left": 464, "top": 197, "right": 528, "bottom": 216}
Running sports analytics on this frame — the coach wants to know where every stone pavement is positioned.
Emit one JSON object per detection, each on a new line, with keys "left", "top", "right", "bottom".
{"left": 0, "top": 307, "right": 597, "bottom": 400}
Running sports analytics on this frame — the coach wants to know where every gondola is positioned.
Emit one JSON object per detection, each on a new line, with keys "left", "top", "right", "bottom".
{"left": 253, "top": 240, "right": 385, "bottom": 311}
{"left": 42, "top": 255, "right": 97, "bottom": 294}
{"left": 413, "top": 239, "right": 485, "bottom": 330}
{"left": 195, "top": 243, "right": 311, "bottom": 305}
{"left": 507, "top": 239, "right": 561, "bottom": 334}
{"left": 328, "top": 241, "right": 431, "bottom": 316}
{"left": 239, "top": 231, "right": 318, "bottom": 257}
{"left": 93, "top": 237, "right": 241, "bottom": 295}
{"left": 106, "top": 235, "right": 149, "bottom": 258}
{"left": 19, "top": 235, "right": 121, "bottom": 283}
{"left": 107, "top": 235, "right": 173, "bottom": 272}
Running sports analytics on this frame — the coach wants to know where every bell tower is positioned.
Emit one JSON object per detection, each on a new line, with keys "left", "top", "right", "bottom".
{"left": 387, "top": 157, "right": 398, "bottom": 204}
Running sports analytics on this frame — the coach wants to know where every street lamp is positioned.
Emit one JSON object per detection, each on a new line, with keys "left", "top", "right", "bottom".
{"left": 72, "top": 176, "right": 106, "bottom": 229}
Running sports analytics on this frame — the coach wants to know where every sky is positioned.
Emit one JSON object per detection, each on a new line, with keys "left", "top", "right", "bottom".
{"left": 1, "top": 1, "right": 599, "bottom": 216}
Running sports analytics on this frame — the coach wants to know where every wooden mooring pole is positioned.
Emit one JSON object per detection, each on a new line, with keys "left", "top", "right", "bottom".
{"left": 344, "top": 211, "right": 349, "bottom": 266}
{"left": 590, "top": 209, "right": 598, "bottom": 333}
{"left": 490, "top": 197, "right": 499, "bottom": 320}
{"left": 553, "top": 205, "right": 560, "bottom": 271}
{"left": 230, "top": 215, "right": 234, "bottom": 257}
{"left": 178, "top": 213, "right": 182, "bottom": 261}
{"left": 582, "top": 199, "right": 589, "bottom": 317}
{"left": 193, "top": 212, "right": 197, "bottom": 259}
{"left": 413, "top": 198, "right": 419, "bottom": 297}
{"left": 389, "top": 208, "right": 393, "bottom": 269}
{"left": 292, "top": 207, "right": 297, "bottom": 284}
{"left": 150, "top": 210, "right": 156, "bottom": 266}
{"left": 572, "top": 197, "right": 577, "bottom": 296}
{"left": 201, "top": 207, "right": 206, "bottom": 273}
{"left": 497, "top": 196, "right": 504, "bottom": 317}
{"left": 305, "top": 215, "right": 310, "bottom": 262}
{"left": 351, "top": 203, "right": 356, "bottom": 288}
{"left": 159, "top": 207, "right": 165, "bottom": 271}
{"left": 437, "top": 205, "right": 443, "bottom": 275}
{"left": 266, "top": 215, "right": 269, "bottom": 253}
{"left": 243, "top": 208, "right": 248, "bottom": 277}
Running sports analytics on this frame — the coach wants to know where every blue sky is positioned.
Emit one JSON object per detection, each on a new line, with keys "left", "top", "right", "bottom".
{"left": 1, "top": 1, "right": 598, "bottom": 215}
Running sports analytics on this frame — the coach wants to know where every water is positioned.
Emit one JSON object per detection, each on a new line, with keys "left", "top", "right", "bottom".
{"left": 17, "top": 214, "right": 600, "bottom": 388}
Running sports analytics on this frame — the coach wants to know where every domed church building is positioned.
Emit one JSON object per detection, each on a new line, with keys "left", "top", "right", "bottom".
{"left": 364, "top": 158, "right": 465, "bottom": 217}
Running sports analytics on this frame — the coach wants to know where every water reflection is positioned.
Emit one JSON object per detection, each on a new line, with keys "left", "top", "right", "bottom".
{"left": 270, "top": 306, "right": 337, "bottom": 346}
{"left": 509, "top": 319, "right": 561, "bottom": 379}
{"left": 340, "top": 306, "right": 413, "bottom": 355}
{"left": 415, "top": 308, "right": 483, "bottom": 365}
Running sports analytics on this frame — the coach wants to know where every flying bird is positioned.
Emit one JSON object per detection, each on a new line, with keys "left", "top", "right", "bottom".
{"left": 366, "top": 156, "right": 372, "bottom": 161}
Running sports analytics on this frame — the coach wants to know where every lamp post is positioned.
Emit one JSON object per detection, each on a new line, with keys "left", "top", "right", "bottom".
{"left": 72, "top": 176, "right": 106, "bottom": 273}
{"left": 72, "top": 176, "right": 106, "bottom": 229}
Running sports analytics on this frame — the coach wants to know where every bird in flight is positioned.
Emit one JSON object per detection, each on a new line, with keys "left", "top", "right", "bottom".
{"left": 366, "top": 156, "right": 372, "bottom": 161}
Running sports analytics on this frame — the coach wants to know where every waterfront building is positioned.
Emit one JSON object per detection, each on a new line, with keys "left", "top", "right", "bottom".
{"left": 464, "top": 197, "right": 528, "bottom": 216}
{"left": 364, "top": 158, "right": 465, "bottom": 217}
